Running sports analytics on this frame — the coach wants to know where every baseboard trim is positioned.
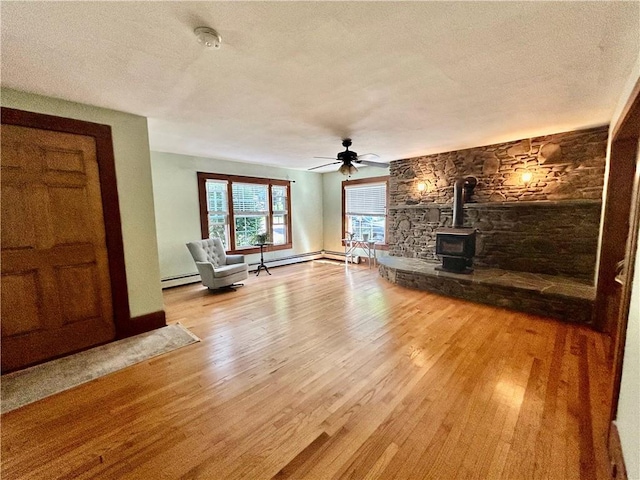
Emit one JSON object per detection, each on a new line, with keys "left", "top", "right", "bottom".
{"left": 248, "top": 251, "right": 323, "bottom": 271}
{"left": 608, "top": 421, "right": 628, "bottom": 480}
{"left": 116, "top": 310, "right": 167, "bottom": 339}
{"left": 162, "top": 252, "right": 325, "bottom": 289}
{"left": 160, "top": 251, "right": 380, "bottom": 289}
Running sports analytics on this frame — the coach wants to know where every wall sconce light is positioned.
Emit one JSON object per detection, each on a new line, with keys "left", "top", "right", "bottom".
{"left": 521, "top": 170, "right": 533, "bottom": 185}
{"left": 417, "top": 181, "right": 427, "bottom": 192}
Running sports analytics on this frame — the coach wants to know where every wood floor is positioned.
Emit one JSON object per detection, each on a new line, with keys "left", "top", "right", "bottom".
{"left": 1, "top": 260, "right": 614, "bottom": 479}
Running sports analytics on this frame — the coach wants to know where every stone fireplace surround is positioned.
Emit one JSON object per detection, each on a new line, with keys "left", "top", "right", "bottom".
{"left": 380, "top": 126, "right": 608, "bottom": 324}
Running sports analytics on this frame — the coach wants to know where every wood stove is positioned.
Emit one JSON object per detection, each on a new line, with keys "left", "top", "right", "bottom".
{"left": 436, "top": 177, "right": 477, "bottom": 274}
{"left": 436, "top": 228, "right": 476, "bottom": 273}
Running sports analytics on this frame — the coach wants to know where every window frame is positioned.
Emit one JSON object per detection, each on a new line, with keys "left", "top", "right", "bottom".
{"left": 342, "top": 176, "right": 390, "bottom": 248}
{"left": 198, "top": 172, "right": 292, "bottom": 255}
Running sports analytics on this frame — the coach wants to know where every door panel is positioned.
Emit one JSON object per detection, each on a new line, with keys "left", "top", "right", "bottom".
{"left": 1, "top": 123, "right": 115, "bottom": 371}
{"left": 48, "top": 186, "right": 93, "bottom": 244}
{"left": 43, "top": 146, "right": 86, "bottom": 174}
{"left": 0, "top": 270, "right": 43, "bottom": 337}
{"left": 56, "top": 263, "right": 102, "bottom": 325}
{"left": 1, "top": 185, "right": 37, "bottom": 249}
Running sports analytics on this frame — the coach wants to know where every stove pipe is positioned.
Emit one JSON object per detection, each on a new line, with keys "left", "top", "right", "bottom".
{"left": 453, "top": 178, "right": 465, "bottom": 227}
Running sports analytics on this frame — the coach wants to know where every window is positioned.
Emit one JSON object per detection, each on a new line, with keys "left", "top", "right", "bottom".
{"left": 343, "top": 177, "right": 389, "bottom": 244}
{"left": 198, "top": 173, "right": 292, "bottom": 253}
{"left": 233, "top": 183, "right": 269, "bottom": 249}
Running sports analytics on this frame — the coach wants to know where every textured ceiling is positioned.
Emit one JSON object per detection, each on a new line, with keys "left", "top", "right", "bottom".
{"left": 1, "top": 1, "right": 639, "bottom": 171}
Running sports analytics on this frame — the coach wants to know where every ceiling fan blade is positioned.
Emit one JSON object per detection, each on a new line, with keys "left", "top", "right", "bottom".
{"left": 357, "top": 153, "right": 380, "bottom": 160}
{"left": 308, "top": 161, "right": 341, "bottom": 171}
{"left": 314, "top": 156, "right": 338, "bottom": 160}
{"left": 357, "top": 160, "right": 389, "bottom": 168}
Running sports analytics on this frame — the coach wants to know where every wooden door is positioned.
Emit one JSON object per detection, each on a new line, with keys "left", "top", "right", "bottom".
{"left": 1, "top": 123, "right": 116, "bottom": 371}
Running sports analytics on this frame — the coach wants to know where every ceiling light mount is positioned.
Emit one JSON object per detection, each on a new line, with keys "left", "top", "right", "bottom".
{"left": 194, "top": 27, "right": 222, "bottom": 49}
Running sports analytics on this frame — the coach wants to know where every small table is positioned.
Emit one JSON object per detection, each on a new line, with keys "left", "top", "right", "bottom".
{"left": 254, "top": 242, "right": 272, "bottom": 276}
{"left": 343, "top": 238, "right": 377, "bottom": 268}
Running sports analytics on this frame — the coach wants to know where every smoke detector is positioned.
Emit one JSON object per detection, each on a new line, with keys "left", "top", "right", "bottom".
{"left": 194, "top": 27, "right": 222, "bottom": 49}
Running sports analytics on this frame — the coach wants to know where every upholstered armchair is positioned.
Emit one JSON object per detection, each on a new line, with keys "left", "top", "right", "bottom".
{"left": 186, "top": 238, "right": 249, "bottom": 290}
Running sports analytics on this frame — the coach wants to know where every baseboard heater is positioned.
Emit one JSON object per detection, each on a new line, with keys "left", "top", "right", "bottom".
{"left": 161, "top": 251, "right": 324, "bottom": 289}
{"left": 322, "top": 250, "right": 362, "bottom": 263}
{"left": 161, "top": 272, "right": 201, "bottom": 289}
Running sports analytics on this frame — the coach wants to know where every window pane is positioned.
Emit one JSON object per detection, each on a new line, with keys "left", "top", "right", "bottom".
{"left": 272, "top": 214, "right": 287, "bottom": 245}
{"left": 347, "top": 215, "right": 385, "bottom": 242}
{"left": 206, "top": 180, "right": 228, "bottom": 213}
{"left": 232, "top": 183, "right": 268, "bottom": 213}
{"left": 208, "top": 214, "right": 228, "bottom": 248}
{"left": 272, "top": 185, "right": 287, "bottom": 213}
{"left": 235, "top": 215, "right": 267, "bottom": 248}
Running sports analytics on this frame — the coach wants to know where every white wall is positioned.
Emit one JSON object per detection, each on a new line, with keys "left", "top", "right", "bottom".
{"left": 1, "top": 88, "right": 164, "bottom": 318}
{"left": 610, "top": 51, "right": 640, "bottom": 479}
{"left": 151, "top": 151, "right": 323, "bottom": 281}
{"left": 619, "top": 242, "right": 640, "bottom": 479}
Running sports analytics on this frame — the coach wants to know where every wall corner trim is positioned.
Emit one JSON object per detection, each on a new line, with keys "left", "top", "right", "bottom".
{"left": 116, "top": 311, "right": 167, "bottom": 339}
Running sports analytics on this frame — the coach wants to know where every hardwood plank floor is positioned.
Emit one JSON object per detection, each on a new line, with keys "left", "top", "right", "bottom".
{"left": 1, "top": 260, "right": 613, "bottom": 479}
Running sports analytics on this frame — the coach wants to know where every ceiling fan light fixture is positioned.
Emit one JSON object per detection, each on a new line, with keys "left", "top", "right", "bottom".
{"left": 339, "top": 163, "right": 358, "bottom": 176}
{"left": 309, "top": 139, "right": 380, "bottom": 174}
{"left": 194, "top": 27, "right": 222, "bottom": 49}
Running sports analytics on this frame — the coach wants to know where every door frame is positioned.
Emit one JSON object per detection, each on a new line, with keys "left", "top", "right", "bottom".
{"left": 1, "top": 107, "right": 131, "bottom": 335}
{"left": 607, "top": 77, "right": 640, "bottom": 427}
{"left": 600, "top": 76, "right": 640, "bottom": 480}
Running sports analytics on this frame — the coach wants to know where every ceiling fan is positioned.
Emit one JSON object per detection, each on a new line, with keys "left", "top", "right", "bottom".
{"left": 309, "top": 139, "right": 387, "bottom": 175}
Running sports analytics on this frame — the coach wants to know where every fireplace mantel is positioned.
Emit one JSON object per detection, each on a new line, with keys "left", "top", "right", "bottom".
{"left": 389, "top": 198, "right": 601, "bottom": 211}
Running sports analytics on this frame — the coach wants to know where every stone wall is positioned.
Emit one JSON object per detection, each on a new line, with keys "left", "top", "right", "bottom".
{"left": 390, "top": 126, "right": 608, "bottom": 205}
{"left": 388, "top": 126, "right": 608, "bottom": 282}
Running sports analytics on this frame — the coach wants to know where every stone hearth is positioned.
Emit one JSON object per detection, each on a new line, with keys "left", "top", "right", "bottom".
{"left": 378, "top": 256, "right": 594, "bottom": 325}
